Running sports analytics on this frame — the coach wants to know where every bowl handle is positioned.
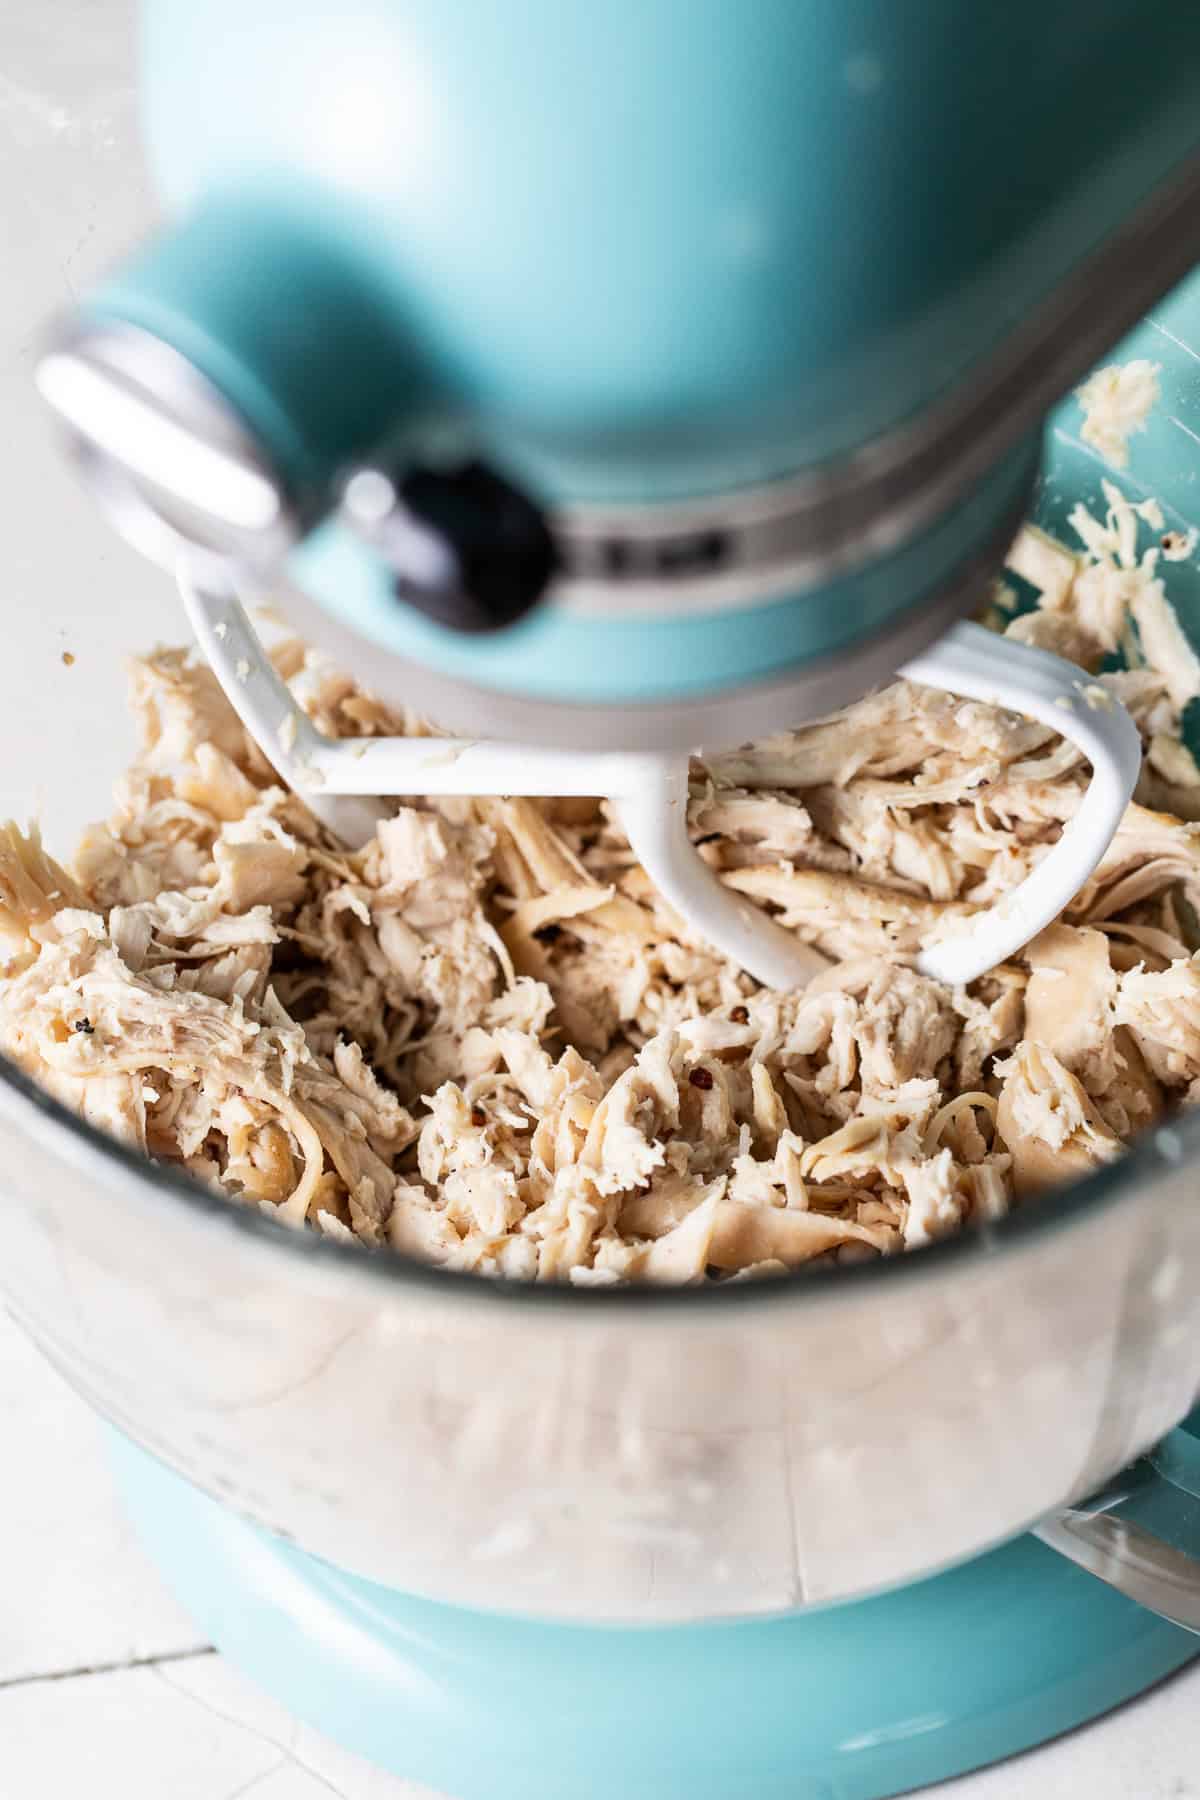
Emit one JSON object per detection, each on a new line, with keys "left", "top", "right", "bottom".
{"left": 1035, "top": 1412, "right": 1200, "bottom": 1633}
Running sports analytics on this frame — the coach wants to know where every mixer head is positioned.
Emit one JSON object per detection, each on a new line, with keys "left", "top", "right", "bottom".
{"left": 34, "top": 0, "right": 1200, "bottom": 983}
{"left": 35, "top": 303, "right": 1042, "bottom": 755}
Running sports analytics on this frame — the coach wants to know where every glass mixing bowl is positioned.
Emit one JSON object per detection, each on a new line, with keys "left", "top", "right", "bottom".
{"left": 2, "top": 0, "right": 1200, "bottom": 1630}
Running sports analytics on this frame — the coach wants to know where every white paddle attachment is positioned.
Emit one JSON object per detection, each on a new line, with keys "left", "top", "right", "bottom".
{"left": 180, "top": 565, "right": 1139, "bottom": 992}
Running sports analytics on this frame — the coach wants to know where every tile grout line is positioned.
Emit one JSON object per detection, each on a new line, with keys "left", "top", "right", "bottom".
{"left": 151, "top": 1661, "right": 351, "bottom": 1799}
{"left": 0, "top": 1642, "right": 216, "bottom": 1692}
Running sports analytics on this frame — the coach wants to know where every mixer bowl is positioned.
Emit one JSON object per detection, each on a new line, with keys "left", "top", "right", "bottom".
{"left": 4, "top": 0, "right": 1200, "bottom": 1630}
{"left": 5, "top": 1049, "right": 1200, "bottom": 1624}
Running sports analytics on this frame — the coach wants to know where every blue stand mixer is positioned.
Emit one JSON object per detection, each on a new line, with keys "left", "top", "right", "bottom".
{"left": 20, "top": 1, "right": 1200, "bottom": 1794}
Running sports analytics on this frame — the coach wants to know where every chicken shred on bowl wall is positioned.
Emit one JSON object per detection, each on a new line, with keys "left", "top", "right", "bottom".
{"left": 3, "top": 418, "right": 1200, "bottom": 1283}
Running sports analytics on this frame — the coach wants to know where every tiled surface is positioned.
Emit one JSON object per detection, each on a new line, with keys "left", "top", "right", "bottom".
{"left": 0, "top": 1307, "right": 440, "bottom": 1800}
{"left": 2, "top": 4, "right": 1200, "bottom": 1795}
{"left": 2, "top": 1303, "right": 1199, "bottom": 1798}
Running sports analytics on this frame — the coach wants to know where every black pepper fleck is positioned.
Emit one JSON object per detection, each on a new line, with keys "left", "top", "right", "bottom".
{"left": 533, "top": 922, "right": 563, "bottom": 945}
{"left": 73, "top": 1018, "right": 94, "bottom": 1035}
{"left": 688, "top": 1066, "right": 714, "bottom": 1090}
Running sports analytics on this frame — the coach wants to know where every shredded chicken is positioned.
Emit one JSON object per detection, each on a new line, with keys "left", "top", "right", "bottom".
{"left": 1074, "top": 359, "right": 1160, "bottom": 468}
{"left": 4, "top": 411, "right": 1200, "bottom": 1283}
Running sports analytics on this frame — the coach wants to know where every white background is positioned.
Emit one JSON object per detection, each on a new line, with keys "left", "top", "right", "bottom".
{"left": 3, "top": 1, "right": 1200, "bottom": 1794}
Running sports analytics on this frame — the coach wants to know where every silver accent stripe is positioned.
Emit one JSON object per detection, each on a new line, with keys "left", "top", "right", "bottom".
{"left": 40, "top": 147, "right": 1200, "bottom": 632}
{"left": 276, "top": 463, "right": 1038, "bottom": 753}
{"left": 551, "top": 140, "right": 1200, "bottom": 618}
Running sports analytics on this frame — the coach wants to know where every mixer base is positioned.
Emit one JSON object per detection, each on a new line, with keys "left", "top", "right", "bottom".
{"left": 108, "top": 1431, "right": 1196, "bottom": 1800}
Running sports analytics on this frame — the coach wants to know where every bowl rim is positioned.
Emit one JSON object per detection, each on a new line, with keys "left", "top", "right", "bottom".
{"left": 2, "top": 1036, "right": 1191, "bottom": 1318}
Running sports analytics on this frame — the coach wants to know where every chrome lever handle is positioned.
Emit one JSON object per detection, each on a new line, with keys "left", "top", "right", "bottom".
{"left": 1036, "top": 1414, "right": 1200, "bottom": 1635}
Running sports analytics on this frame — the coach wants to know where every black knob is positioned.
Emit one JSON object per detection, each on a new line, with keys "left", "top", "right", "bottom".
{"left": 341, "top": 458, "right": 559, "bottom": 634}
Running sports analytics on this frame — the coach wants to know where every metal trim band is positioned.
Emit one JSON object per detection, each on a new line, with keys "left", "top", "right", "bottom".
{"left": 551, "top": 139, "right": 1200, "bottom": 618}
{"left": 41, "top": 140, "right": 1200, "bottom": 629}
{"left": 277, "top": 467, "right": 1037, "bottom": 752}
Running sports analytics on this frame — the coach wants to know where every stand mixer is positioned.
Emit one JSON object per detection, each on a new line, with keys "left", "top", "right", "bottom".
{"left": 10, "top": 1, "right": 1200, "bottom": 1795}
{"left": 42, "top": 0, "right": 1196, "bottom": 988}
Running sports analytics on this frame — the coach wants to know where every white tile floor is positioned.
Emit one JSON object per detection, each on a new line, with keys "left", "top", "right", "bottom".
{"left": 0, "top": 1309, "right": 440, "bottom": 1800}
{"left": 3, "top": 1300, "right": 1200, "bottom": 1800}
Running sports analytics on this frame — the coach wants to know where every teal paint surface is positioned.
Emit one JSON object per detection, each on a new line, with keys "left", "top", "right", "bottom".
{"left": 287, "top": 436, "right": 1038, "bottom": 702}
{"left": 90, "top": 195, "right": 435, "bottom": 500}
{"left": 278, "top": 250, "right": 1200, "bottom": 703}
{"left": 78, "top": 2, "right": 1200, "bottom": 705}
{"left": 111, "top": 1422, "right": 1198, "bottom": 1800}
{"left": 133, "top": 0, "right": 1200, "bottom": 493}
